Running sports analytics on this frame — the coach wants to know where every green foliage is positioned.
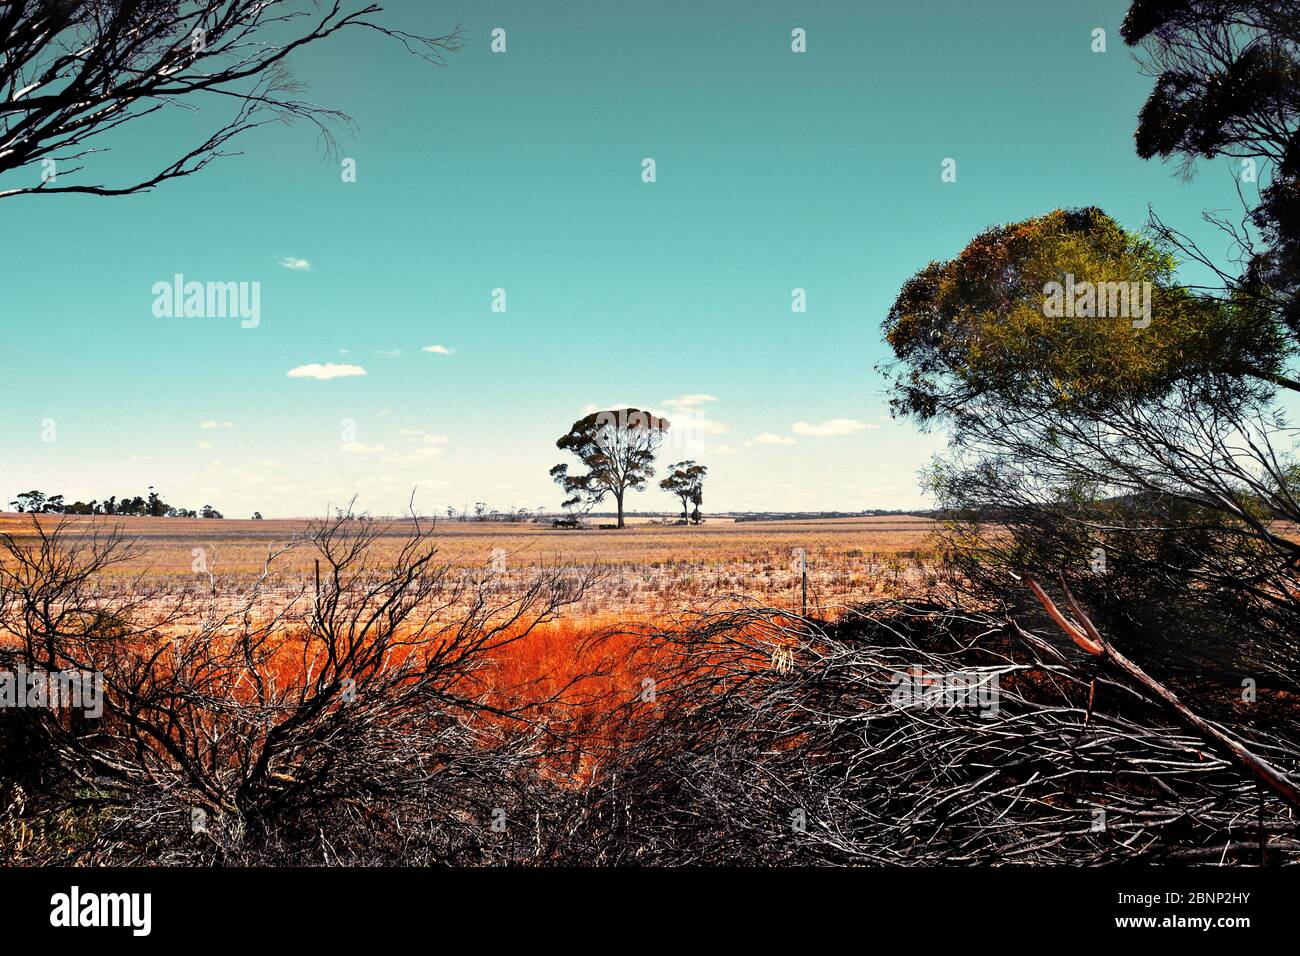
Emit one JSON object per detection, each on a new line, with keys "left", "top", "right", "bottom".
{"left": 883, "top": 207, "right": 1287, "bottom": 423}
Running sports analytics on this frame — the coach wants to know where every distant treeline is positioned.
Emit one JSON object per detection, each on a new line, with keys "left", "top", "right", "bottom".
{"left": 442, "top": 504, "right": 548, "bottom": 523}
{"left": 6, "top": 489, "right": 242, "bottom": 520}
{"left": 732, "top": 509, "right": 931, "bottom": 522}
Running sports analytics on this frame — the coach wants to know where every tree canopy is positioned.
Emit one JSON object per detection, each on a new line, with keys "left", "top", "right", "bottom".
{"left": 883, "top": 0, "right": 1300, "bottom": 692}
{"left": 659, "top": 460, "right": 707, "bottom": 524}
{"left": 883, "top": 207, "right": 1289, "bottom": 428}
{"left": 1122, "top": 0, "right": 1300, "bottom": 341}
{"left": 551, "top": 408, "right": 669, "bottom": 529}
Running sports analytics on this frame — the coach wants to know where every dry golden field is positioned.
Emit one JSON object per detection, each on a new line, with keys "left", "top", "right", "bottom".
{"left": 0, "top": 513, "right": 943, "bottom": 616}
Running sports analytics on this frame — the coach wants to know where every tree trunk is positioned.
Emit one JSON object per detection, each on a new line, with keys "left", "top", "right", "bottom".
{"left": 615, "top": 491, "right": 625, "bottom": 528}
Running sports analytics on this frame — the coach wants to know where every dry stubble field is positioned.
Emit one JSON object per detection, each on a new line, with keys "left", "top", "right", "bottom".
{"left": 0, "top": 512, "right": 943, "bottom": 616}
{"left": 0, "top": 513, "right": 945, "bottom": 716}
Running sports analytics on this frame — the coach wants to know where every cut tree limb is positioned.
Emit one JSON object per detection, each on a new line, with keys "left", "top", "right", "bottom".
{"left": 1014, "top": 572, "right": 1300, "bottom": 812}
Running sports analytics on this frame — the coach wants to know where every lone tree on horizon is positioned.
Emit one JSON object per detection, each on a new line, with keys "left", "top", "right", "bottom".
{"left": 551, "top": 408, "right": 669, "bottom": 529}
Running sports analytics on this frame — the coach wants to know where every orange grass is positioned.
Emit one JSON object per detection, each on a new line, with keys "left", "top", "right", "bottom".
{"left": 0, "top": 513, "right": 942, "bottom": 770}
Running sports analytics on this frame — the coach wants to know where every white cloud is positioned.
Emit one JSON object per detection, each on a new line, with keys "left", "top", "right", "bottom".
{"left": 582, "top": 401, "right": 639, "bottom": 415}
{"left": 382, "top": 446, "right": 444, "bottom": 464}
{"left": 339, "top": 441, "right": 385, "bottom": 454}
{"left": 665, "top": 409, "right": 729, "bottom": 452}
{"left": 279, "top": 256, "right": 312, "bottom": 271}
{"left": 791, "top": 418, "right": 877, "bottom": 437}
{"left": 712, "top": 445, "right": 737, "bottom": 455}
{"left": 671, "top": 408, "right": 728, "bottom": 435}
{"left": 197, "top": 440, "right": 212, "bottom": 450}
{"left": 376, "top": 349, "right": 403, "bottom": 358}
{"left": 422, "top": 345, "right": 454, "bottom": 355}
{"left": 227, "top": 465, "right": 269, "bottom": 485}
{"left": 662, "top": 393, "right": 718, "bottom": 408}
{"left": 398, "top": 428, "right": 450, "bottom": 445}
{"left": 287, "top": 363, "right": 366, "bottom": 380}
{"left": 752, "top": 432, "right": 797, "bottom": 445}
{"left": 200, "top": 420, "right": 233, "bottom": 429}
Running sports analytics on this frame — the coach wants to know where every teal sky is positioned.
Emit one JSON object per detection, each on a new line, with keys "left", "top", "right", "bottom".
{"left": 1, "top": 0, "right": 1243, "bottom": 518}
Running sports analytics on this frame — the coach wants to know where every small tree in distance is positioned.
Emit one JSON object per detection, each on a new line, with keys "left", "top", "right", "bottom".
{"left": 9, "top": 491, "right": 45, "bottom": 513}
{"left": 551, "top": 408, "right": 670, "bottom": 529}
{"left": 659, "top": 461, "right": 707, "bottom": 525}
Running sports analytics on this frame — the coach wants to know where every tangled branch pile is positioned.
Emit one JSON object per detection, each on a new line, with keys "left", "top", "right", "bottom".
{"left": 2, "top": 515, "right": 1296, "bottom": 866}
{"left": 0, "top": 514, "right": 594, "bottom": 865}
{"left": 569, "top": 598, "right": 1300, "bottom": 865}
